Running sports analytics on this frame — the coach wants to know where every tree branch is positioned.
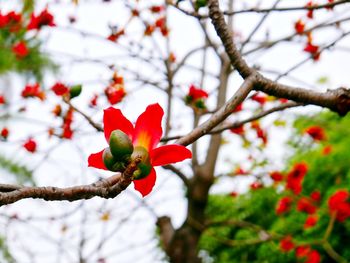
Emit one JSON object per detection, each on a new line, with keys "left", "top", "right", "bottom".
{"left": 0, "top": 159, "right": 140, "bottom": 206}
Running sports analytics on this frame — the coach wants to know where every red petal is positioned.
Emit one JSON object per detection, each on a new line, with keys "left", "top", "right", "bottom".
{"left": 133, "top": 103, "right": 163, "bottom": 151}
{"left": 88, "top": 149, "right": 108, "bottom": 170}
{"left": 133, "top": 168, "right": 156, "bottom": 197}
{"left": 103, "top": 107, "right": 134, "bottom": 141}
{"left": 150, "top": 144, "right": 192, "bottom": 166}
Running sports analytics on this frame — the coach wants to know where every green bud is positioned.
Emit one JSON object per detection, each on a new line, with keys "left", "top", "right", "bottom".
{"left": 131, "top": 146, "right": 152, "bottom": 180}
{"left": 103, "top": 147, "right": 117, "bottom": 171}
{"left": 69, "top": 85, "right": 82, "bottom": 99}
{"left": 102, "top": 147, "right": 127, "bottom": 172}
{"left": 109, "top": 130, "right": 134, "bottom": 161}
{"left": 195, "top": 0, "right": 207, "bottom": 10}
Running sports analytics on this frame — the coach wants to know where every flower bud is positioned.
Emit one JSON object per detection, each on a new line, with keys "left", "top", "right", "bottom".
{"left": 131, "top": 146, "right": 152, "bottom": 179}
{"left": 103, "top": 147, "right": 127, "bottom": 172}
{"left": 109, "top": 130, "right": 133, "bottom": 161}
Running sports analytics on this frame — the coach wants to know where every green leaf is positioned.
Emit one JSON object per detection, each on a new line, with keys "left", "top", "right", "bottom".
{"left": 69, "top": 85, "right": 82, "bottom": 99}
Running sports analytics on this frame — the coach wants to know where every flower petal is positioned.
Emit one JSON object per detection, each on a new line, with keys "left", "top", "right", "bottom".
{"left": 133, "top": 168, "right": 156, "bottom": 197}
{"left": 133, "top": 103, "right": 163, "bottom": 151}
{"left": 103, "top": 107, "right": 134, "bottom": 141}
{"left": 150, "top": 144, "right": 192, "bottom": 166}
{"left": 88, "top": 149, "right": 108, "bottom": 170}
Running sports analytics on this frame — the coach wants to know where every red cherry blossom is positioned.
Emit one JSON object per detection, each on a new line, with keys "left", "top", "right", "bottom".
{"left": 88, "top": 104, "right": 192, "bottom": 197}
{"left": 1, "top": 127, "right": 9, "bottom": 139}
{"left": 27, "top": 8, "right": 55, "bottom": 30}
{"left": 304, "top": 215, "right": 318, "bottom": 229}
{"left": 305, "top": 126, "right": 326, "bottom": 141}
{"left": 280, "top": 236, "right": 294, "bottom": 252}
{"left": 294, "top": 19, "right": 305, "bottom": 34}
{"left": 23, "top": 138, "right": 37, "bottom": 153}
{"left": 21, "top": 83, "right": 45, "bottom": 100}
{"left": 51, "top": 82, "right": 69, "bottom": 96}
{"left": 12, "top": 42, "right": 29, "bottom": 58}
{"left": 276, "top": 196, "right": 293, "bottom": 215}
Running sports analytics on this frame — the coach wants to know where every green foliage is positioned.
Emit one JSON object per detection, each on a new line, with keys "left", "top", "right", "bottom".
{"left": 200, "top": 110, "right": 350, "bottom": 262}
{"left": 0, "top": 3, "right": 56, "bottom": 81}
{"left": 0, "top": 154, "right": 35, "bottom": 185}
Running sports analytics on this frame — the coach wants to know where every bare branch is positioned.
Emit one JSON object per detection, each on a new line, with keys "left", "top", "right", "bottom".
{"left": 0, "top": 159, "right": 141, "bottom": 206}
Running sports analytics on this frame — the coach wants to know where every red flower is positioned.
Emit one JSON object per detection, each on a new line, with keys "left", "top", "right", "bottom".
{"left": 2, "top": 11, "right": 22, "bottom": 31}
{"left": 296, "top": 246, "right": 311, "bottom": 258}
{"left": 326, "top": 0, "right": 334, "bottom": 10}
{"left": 297, "top": 197, "right": 317, "bottom": 214}
{"left": 304, "top": 215, "right": 318, "bottom": 229}
{"left": 230, "top": 125, "right": 244, "bottom": 135}
{"left": 251, "top": 92, "right": 267, "bottom": 105}
{"left": 306, "top": 1, "right": 315, "bottom": 19}
{"left": 185, "top": 85, "right": 208, "bottom": 110}
{"left": 250, "top": 181, "right": 263, "bottom": 190}
{"left": 230, "top": 191, "right": 238, "bottom": 197}
{"left": 286, "top": 163, "right": 308, "bottom": 195}
{"left": 187, "top": 85, "right": 208, "bottom": 101}
{"left": 280, "top": 236, "right": 294, "bottom": 252}
{"left": 88, "top": 104, "right": 192, "bottom": 197}
{"left": 21, "top": 83, "right": 45, "bottom": 100}
{"left": 328, "top": 190, "right": 350, "bottom": 222}
{"left": 0, "top": 94, "right": 5, "bottom": 104}
{"left": 150, "top": 5, "right": 165, "bottom": 13}
{"left": 270, "top": 171, "right": 284, "bottom": 182}
{"left": 234, "top": 166, "right": 247, "bottom": 175}
{"left": 305, "top": 250, "right": 321, "bottom": 263}
{"left": 105, "top": 86, "right": 126, "bottom": 105}
{"left": 1, "top": 127, "right": 9, "bottom": 139}
{"left": 305, "top": 126, "right": 326, "bottom": 141}
{"left": 51, "top": 82, "right": 69, "bottom": 96}
{"left": 27, "top": 8, "right": 55, "bottom": 30}
{"left": 62, "top": 107, "right": 74, "bottom": 139}
{"left": 304, "top": 43, "right": 321, "bottom": 61}
{"left": 107, "top": 29, "right": 125, "bottom": 42}
{"left": 276, "top": 196, "right": 293, "bottom": 215}
{"left": 322, "top": 145, "right": 332, "bottom": 155}
{"left": 232, "top": 103, "right": 243, "bottom": 112}
{"left": 0, "top": 12, "right": 9, "bottom": 28}
{"left": 310, "top": 190, "right": 321, "bottom": 202}
{"left": 23, "top": 138, "right": 37, "bottom": 153}
{"left": 12, "top": 42, "right": 29, "bottom": 58}
{"left": 90, "top": 94, "right": 98, "bottom": 107}
{"left": 294, "top": 19, "right": 305, "bottom": 34}
{"left": 297, "top": 247, "right": 321, "bottom": 263}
